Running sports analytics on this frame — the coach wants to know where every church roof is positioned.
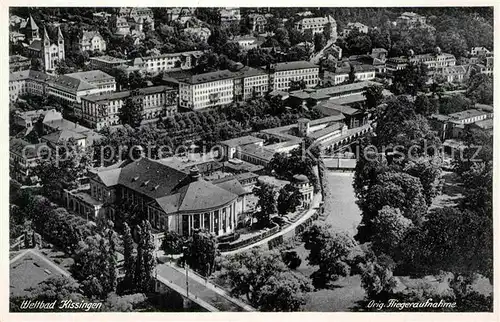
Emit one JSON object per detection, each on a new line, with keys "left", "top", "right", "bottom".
{"left": 25, "top": 15, "right": 39, "bottom": 31}
{"left": 43, "top": 25, "right": 63, "bottom": 44}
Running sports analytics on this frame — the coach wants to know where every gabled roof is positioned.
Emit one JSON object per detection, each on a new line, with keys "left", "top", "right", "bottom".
{"left": 181, "top": 70, "right": 234, "bottom": 85}
{"left": 48, "top": 75, "right": 96, "bottom": 93}
{"left": 81, "top": 30, "right": 102, "bottom": 40}
{"left": 220, "top": 135, "right": 264, "bottom": 147}
{"left": 317, "top": 101, "right": 361, "bottom": 116}
{"left": 117, "top": 158, "right": 187, "bottom": 199}
{"left": 42, "top": 109, "right": 63, "bottom": 123}
{"left": 272, "top": 60, "right": 317, "bottom": 72}
{"left": 66, "top": 70, "right": 114, "bottom": 84}
{"left": 216, "top": 179, "right": 248, "bottom": 196}
{"left": 448, "top": 109, "right": 488, "bottom": 120}
{"left": 42, "top": 130, "right": 86, "bottom": 144}
{"left": 176, "top": 180, "right": 237, "bottom": 212}
{"left": 473, "top": 119, "right": 493, "bottom": 130}
{"left": 24, "top": 15, "right": 39, "bottom": 31}
{"left": 10, "top": 138, "right": 47, "bottom": 159}
{"left": 28, "top": 39, "right": 42, "bottom": 51}
{"left": 308, "top": 122, "right": 345, "bottom": 140}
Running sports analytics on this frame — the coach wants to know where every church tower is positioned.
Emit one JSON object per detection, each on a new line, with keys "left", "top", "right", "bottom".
{"left": 42, "top": 25, "right": 65, "bottom": 72}
{"left": 57, "top": 25, "right": 65, "bottom": 62}
{"left": 24, "top": 14, "right": 40, "bottom": 42}
{"left": 42, "top": 26, "right": 51, "bottom": 71}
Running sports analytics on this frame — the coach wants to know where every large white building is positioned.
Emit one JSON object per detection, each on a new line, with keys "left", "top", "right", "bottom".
{"left": 270, "top": 61, "right": 320, "bottom": 91}
{"left": 77, "top": 30, "right": 107, "bottom": 53}
{"left": 295, "top": 16, "right": 337, "bottom": 41}
{"left": 179, "top": 70, "right": 235, "bottom": 110}
{"left": 47, "top": 70, "right": 116, "bottom": 104}
{"left": 80, "top": 85, "right": 178, "bottom": 130}
{"left": 133, "top": 51, "right": 204, "bottom": 75}
{"left": 387, "top": 50, "right": 456, "bottom": 72}
{"left": 241, "top": 68, "right": 269, "bottom": 100}
{"left": 9, "top": 69, "right": 52, "bottom": 102}
{"left": 324, "top": 64, "right": 376, "bottom": 85}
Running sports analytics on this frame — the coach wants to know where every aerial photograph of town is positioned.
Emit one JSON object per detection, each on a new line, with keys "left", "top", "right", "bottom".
{"left": 8, "top": 6, "right": 493, "bottom": 313}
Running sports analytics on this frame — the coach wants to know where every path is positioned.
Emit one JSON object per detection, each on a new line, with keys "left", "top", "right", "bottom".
{"left": 221, "top": 192, "right": 322, "bottom": 256}
{"left": 155, "top": 263, "right": 254, "bottom": 312}
{"left": 310, "top": 39, "right": 336, "bottom": 65}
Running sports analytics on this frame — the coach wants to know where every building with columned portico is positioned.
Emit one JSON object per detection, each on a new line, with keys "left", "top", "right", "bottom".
{"left": 64, "top": 157, "right": 247, "bottom": 237}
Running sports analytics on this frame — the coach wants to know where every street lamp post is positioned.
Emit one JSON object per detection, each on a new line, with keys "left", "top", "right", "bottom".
{"left": 182, "top": 246, "right": 189, "bottom": 298}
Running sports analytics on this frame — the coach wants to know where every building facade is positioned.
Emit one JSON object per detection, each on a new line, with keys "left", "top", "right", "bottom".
{"left": 248, "top": 14, "right": 267, "bottom": 33}
{"left": 10, "top": 138, "right": 48, "bottom": 184}
{"left": 9, "top": 69, "right": 52, "bottom": 101}
{"left": 135, "top": 51, "right": 203, "bottom": 74}
{"left": 77, "top": 30, "right": 107, "bottom": 52}
{"left": 295, "top": 16, "right": 337, "bottom": 41}
{"left": 183, "top": 27, "right": 212, "bottom": 42}
{"left": 70, "top": 158, "right": 246, "bottom": 237}
{"left": 324, "top": 64, "right": 376, "bottom": 85}
{"left": 47, "top": 71, "right": 116, "bottom": 105}
{"left": 270, "top": 61, "right": 320, "bottom": 91}
{"left": 89, "top": 55, "right": 130, "bottom": 73}
{"left": 80, "top": 85, "right": 178, "bottom": 130}
{"left": 179, "top": 70, "right": 235, "bottom": 110}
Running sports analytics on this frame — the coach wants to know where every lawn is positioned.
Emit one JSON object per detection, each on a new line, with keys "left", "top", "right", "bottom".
{"left": 290, "top": 171, "right": 365, "bottom": 311}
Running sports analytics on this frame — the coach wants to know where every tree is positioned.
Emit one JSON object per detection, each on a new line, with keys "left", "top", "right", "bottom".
{"left": 375, "top": 96, "right": 441, "bottom": 156}
{"left": 438, "top": 94, "right": 472, "bottom": 114}
{"left": 403, "top": 157, "right": 442, "bottom": 205}
{"left": 281, "top": 250, "right": 302, "bottom": 269}
{"left": 466, "top": 73, "right": 493, "bottom": 105}
{"left": 122, "top": 223, "right": 136, "bottom": 292}
{"left": 208, "top": 27, "right": 229, "bottom": 53}
{"left": 10, "top": 276, "right": 88, "bottom": 312}
{"left": 277, "top": 184, "right": 302, "bottom": 215}
{"left": 360, "top": 256, "right": 398, "bottom": 300}
{"left": 436, "top": 30, "right": 468, "bottom": 58}
{"left": 103, "top": 292, "right": 147, "bottom": 312}
{"left": 348, "top": 64, "right": 356, "bottom": 83}
{"left": 401, "top": 207, "right": 492, "bottom": 280}
{"left": 55, "top": 59, "right": 71, "bottom": 75}
{"left": 258, "top": 271, "right": 313, "bottom": 311}
{"left": 302, "top": 223, "right": 356, "bottom": 288}
{"left": 72, "top": 233, "right": 117, "bottom": 299}
{"left": 216, "top": 248, "right": 313, "bottom": 311}
{"left": 118, "top": 97, "right": 143, "bottom": 128}
{"left": 32, "top": 138, "right": 91, "bottom": 202}
{"left": 414, "top": 94, "right": 436, "bottom": 116}
{"left": 253, "top": 181, "right": 277, "bottom": 226}
{"left": 184, "top": 230, "right": 217, "bottom": 276}
{"left": 134, "top": 220, "right": 156, "bottom": 293}
{"left": 322, "top": 22, "right": 332, "bottom": 40}
{"left": 314, "top": 33, "right": 326, "bottom": 52}
{"left": 110, "top": 68, "right": 129, "bottom": 91}
{"left": 274, "top": 28, "right": 290, "bottom": 48}
{"left": 371, "top": 206, "right": 412, "bottom": 258}
{"left": 127, "top": 71, "right": 147, "bottom": 90}
{"left": 161, "top": 231, "right": 184, "bottom": 257}
{"left": 345, "top": 30, "right": 372, "bottom": 55}
{"left": 31, "top": 58, "right": 43, "bottom": 71}
{"left": 391, "top": 63, "right": 428, "bottom": 96}
{"left": 363, "top": 84, "right": 384, "bottom": 111}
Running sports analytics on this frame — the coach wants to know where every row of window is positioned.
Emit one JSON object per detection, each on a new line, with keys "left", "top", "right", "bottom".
{"left": 276, "top": 69, "right": 318, "bottom": 76}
